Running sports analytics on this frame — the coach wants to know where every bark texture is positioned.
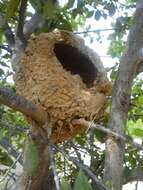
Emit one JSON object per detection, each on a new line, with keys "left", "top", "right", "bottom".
{"left": 104, "top": 1, "right": 143, "bottom": 190}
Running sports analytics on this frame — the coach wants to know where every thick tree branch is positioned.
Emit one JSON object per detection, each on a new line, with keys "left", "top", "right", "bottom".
{"left": 16, "top": 0, "right": 28, "bottom": 43}
{"left": 12, "top": 11, "right": 43, "bottom": 72}
{"left": 104, "top": 1, "right": 143, "bottom": 190}
{"left": 23, "top": 12, "right": 43, "bottom": 40}
{"left": 0, "top": 87, "right": 47, "bottom": 124}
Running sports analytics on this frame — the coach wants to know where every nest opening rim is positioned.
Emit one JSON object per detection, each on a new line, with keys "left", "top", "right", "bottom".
{"left": 54, "top": 43, "right": 98, "bottom": 87}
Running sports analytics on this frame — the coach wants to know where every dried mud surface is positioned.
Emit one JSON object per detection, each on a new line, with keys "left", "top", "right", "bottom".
{"left": 16, "top": 31, "right": 111, "bottom": 143}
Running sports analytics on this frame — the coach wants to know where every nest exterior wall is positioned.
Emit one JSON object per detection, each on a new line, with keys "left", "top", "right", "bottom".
{"left": 16, "top": 31, "right": 111, "bottom": 143}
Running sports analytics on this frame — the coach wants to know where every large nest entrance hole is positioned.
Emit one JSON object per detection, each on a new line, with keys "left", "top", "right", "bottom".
{"left": 54, "top": 43, "right": 98, "bottom": 87}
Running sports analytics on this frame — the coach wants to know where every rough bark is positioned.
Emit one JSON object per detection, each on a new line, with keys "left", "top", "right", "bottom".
{"left": 104, "top": 1, "right": 143, "bottom": 189}
{"left": 0, "top": 87, "right": 47, "bottom": 124}
{"left": 23, "top": 12, "right": 43, "bottom": 40}
{"left": 124, "top": 167, "right": 143, "bottom": 184}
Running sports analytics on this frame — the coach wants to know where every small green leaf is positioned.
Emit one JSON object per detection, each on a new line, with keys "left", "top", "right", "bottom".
{"left": 74, "top": 170, "right": 93, "bottom": 190}
{"left": 6, "top": 0, "right": 20, "bottom": 20}
{"left": 138, "top": 96, "right": 143, "bottom": 104}
{"left": 66, "top": 0, "right": 75, "bottom": 9}
{"left": 61, "top": 179, "right": 72, "bottom": 190}
{"left": 87, "top": 10, "right": 94, "bottom": 18}
{"left": 131, "top": 128, "right": 143, "bottom": 137}
{"left": 43, "top": 0, "right": 58, "bottom": 19}
{"left": 128, "top": 119, "right": 143, "bottom": 138}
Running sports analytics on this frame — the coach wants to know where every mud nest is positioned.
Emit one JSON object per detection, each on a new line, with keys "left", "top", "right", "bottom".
{"left": 16, "top": 30, "right": 111, "bottom": 143}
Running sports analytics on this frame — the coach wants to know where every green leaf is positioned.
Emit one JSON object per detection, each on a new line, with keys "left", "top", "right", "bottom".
{"left": 5, "top": 0, "right": 20, "bottom": 20}
{"left": 24, "top": 139, "right": 39, "bottom": 175}
{"left": 58, "top": 16, "right": 73, "bottom": 31}
{"left": 87, "top": 10, "right": 94, "bottom": 18}
{"left": 29, "top": 0, "right": 42, "bottom": 12}
{"left": 61, "top": 179, "right": 72, "bottom": 190}
{"left": 128, "top": 119, "right": 143, "bottom": 138}
{"left": 43, "top": 0, "right": 58, "bottom": 19}
{"left": 66, "top": 0, "right": 75, "bottom": 9}
{"left": 94, "top": 10, "right": 101, "bottom": 20}
{"left": 74, "top": 170, "right": 93, "bottom": 190}
{"left": 138, "top": 96, "right": 143, "bottom": 104}
{"left": 131, "top": 128, "right": 143, "bottom": 137}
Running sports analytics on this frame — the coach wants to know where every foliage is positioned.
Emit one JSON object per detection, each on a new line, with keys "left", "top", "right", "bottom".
{"left": 61, "top": 170, "right": 93, "bottom": 190}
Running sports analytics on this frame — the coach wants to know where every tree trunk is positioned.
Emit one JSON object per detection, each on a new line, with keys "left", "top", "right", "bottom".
{"left": 20, "top": 125, "right": 55, "bottom": 190}
{"left": 104, "top": 0, "right": 143, "bottom": 189}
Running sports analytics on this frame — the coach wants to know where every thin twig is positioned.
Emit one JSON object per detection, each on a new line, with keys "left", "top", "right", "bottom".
{"left": 46, "top": 123, "right": 60, "bottom": 190}
{"left": 0, "top": 137, "right": 23, "bottom": 164}
{"left": 74, "top": 28, "right": 119, "bottom": 34}
{"left": 0, "top": 153, "right": 22, "bottom": 183}
{"left": 69, "top": 141, "right": 82, "bottom": 162}
{"left": 135, "top": 180, "right": 139, "bottom": 190}
{"left": 0, "top": 44, "right": 12, "bottom": 53}
{"left": 54, "top": 145, "right": 110, "bottom": 190}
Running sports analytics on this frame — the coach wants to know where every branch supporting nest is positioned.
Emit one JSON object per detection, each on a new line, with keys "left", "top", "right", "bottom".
{"left": 72, "top": 119, "right": 143, "bottom": 150}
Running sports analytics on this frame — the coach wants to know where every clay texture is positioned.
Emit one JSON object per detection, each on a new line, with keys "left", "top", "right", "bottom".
{"left": 16, "top": 30, "right": 111, "bottom": 143}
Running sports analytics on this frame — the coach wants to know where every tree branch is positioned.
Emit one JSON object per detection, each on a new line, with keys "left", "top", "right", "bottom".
{"left": 54, "top": 145, "right": 110, "bottom": 190}
{"left": 16, "top": 0, "right": 28, "bottom": 43}
{"left": 135, "top": 60, "right": 143, "bottom": 75}
{"left": 74, "top": 28, "right": 119, "bottom": 34}
{"left": 0, "top": 87, "right": 47, "bottom": 124}
{"left": 0, "top": 137, "right": 23, "bottom": 164}
{"left": 23, "top": 12, "right": 43, "bottom": 40}
{"left": 72, "top": 119, "right": 143, "bottom": 151}
{"left": 124, "top": 167, "right": 143, "bottom": 183}
{"left": 0, "top": 44, "right": 12, "bottom": 53}
{"left": 104, "top": 1, "right": 143, "bottom": 189}
{"left": 47, "top": 123, "right": 60, "bottom": 190}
